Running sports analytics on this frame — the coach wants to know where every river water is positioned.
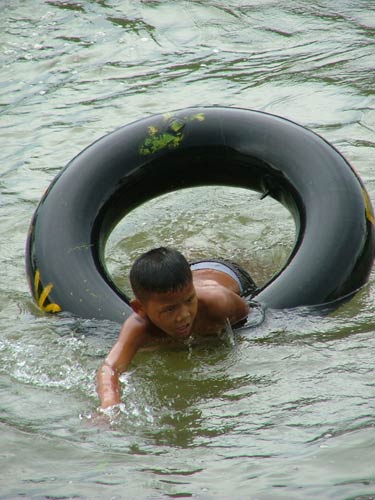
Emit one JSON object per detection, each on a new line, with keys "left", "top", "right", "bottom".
{"left": 2, "top": 1, "right": 375, "bottom": 499}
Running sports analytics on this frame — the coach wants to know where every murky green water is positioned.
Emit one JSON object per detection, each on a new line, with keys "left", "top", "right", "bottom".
{"left": 2, "top": 1, "right": 375, "bottom": 498}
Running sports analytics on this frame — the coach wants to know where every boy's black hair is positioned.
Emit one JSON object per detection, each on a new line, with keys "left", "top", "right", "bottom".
{"left": 130, "top": 247, "right": 192, "bottom": 301}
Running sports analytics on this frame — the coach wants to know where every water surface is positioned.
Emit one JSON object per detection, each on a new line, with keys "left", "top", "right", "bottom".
{"left": 1, "top": 1, "right": 375, "bottom": 498}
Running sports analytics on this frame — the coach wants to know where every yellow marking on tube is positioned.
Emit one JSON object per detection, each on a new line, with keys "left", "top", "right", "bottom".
{"left": 363, "top": 189, "right": 375, "bottom": 225}
{"left": 34, "top": 269, "right": 61, "bottom": 313}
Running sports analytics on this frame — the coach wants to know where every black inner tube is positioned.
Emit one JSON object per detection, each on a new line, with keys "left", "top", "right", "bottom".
{"left": 25, "top": 107, "right": 375, "bottom": 324}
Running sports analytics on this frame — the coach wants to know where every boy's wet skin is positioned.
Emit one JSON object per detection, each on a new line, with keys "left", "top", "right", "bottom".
{"left": 131, "top": 281, "right": 198, "bottom": 341}
{"left": 96, "top": 248, "right": 252, "bottom": 409}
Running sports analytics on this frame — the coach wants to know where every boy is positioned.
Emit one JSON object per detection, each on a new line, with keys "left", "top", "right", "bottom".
{"left": 96, "top": 247, "right": 256, "bottom": 409}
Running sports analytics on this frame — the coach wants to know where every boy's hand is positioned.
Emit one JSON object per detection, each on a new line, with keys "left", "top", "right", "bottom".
{"left": 82, "top": 404, "right": 123, "bottom": 429}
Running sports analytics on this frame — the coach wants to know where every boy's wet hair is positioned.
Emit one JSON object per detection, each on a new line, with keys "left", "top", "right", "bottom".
{"left": 130, "top": 247, "right": 192, "bottom": 301}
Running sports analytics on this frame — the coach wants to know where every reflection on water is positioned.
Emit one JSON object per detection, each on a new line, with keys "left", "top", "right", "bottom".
{"left": 1, "top": 0, "right": 375, "bottom": 498}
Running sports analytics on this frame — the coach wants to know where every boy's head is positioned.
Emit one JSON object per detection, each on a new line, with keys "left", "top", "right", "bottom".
{"left": 130, "top": 247, "right": 192, "bottom": 302}
{"left": 129, "top": 247, "right": 197, "bottom": 340}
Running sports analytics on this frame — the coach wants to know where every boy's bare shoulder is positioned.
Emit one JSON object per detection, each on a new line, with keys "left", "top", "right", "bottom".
{"left": 196, "top": 284, "right": 249, "bottom": 323}
{"left": 118, "top": 313, "right": 166, "bottom": 347}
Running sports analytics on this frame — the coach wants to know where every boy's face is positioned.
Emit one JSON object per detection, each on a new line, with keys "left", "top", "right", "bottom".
{"left": 134, "top": 281, "right": 198, "bottom": 340}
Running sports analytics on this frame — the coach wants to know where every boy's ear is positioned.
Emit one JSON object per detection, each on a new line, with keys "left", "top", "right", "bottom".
{"left": 130, "top": 298, "right": 146, "bottom": 317}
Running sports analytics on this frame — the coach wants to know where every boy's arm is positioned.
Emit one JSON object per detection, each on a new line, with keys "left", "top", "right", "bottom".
{"left": 96, "top": 314, "right": 149, "bottom": 409}
{"left": 204, "top": 286, "right": 250, "bottom": 326}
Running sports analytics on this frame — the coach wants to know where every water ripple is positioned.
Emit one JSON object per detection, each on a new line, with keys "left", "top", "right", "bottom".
{"left": 1, "top": 1, "right": 375, "bottom": 498}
